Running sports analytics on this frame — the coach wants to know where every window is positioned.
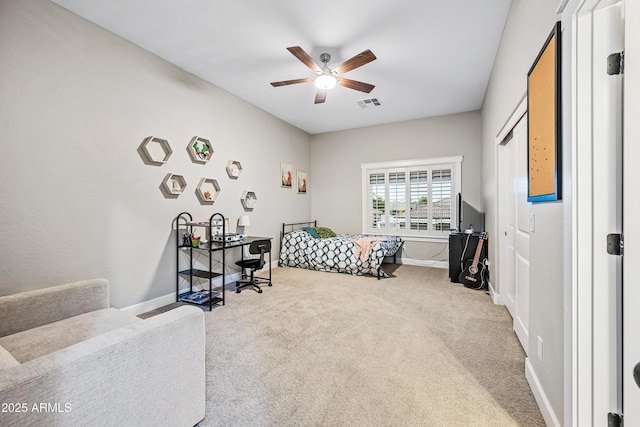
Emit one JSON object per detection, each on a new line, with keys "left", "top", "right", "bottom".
{"left": 361, "top": 156, "right": 462, "bottom": 239}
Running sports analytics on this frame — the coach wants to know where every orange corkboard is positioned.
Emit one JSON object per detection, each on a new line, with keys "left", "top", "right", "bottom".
{"left": 527, "top": 22, "right": 561, "bottom": 202}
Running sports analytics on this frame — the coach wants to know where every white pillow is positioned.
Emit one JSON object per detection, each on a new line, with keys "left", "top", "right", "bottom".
{"left": 0, "top": 344, "right": 19, "bottom": 369}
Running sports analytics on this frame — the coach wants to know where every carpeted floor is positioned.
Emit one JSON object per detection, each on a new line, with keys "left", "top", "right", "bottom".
{"left": 174, "top": 264, "right": 545, "bottom": 427}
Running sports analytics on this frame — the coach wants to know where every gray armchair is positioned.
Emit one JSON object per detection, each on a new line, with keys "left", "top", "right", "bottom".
{"left": 0, "top": 279, "right": 205, "bottom": 427}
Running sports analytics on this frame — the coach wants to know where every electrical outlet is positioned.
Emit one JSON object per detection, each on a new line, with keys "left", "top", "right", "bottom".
{"left": 537, "top": 336, "right": 543, "bottom": 362}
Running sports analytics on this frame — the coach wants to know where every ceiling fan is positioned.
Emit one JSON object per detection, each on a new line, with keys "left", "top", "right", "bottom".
{"left": 270, "top": 46, "right": 377, "bottom": 104}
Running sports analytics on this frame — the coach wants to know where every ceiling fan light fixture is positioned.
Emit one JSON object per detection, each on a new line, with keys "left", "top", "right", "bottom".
{"left": 314, "top": 73, "right": 337, "bottom": 90}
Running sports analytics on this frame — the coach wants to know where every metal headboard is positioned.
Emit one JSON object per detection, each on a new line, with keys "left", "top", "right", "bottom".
{"left": 281, "top": 220, "right": 317, "bottom": 242}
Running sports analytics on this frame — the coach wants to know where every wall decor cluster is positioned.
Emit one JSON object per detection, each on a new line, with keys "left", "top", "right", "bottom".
{"left": 139, "top": 135, "right": 256, "bottom": 207}
{"left": 281, "top": 162, "right": 307, "bottom": 194}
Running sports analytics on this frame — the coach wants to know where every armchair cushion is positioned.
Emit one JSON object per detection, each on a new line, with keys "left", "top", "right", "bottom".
{"left": 0, "top": 278, "right": 110, "bottom": 338}
{"left": 0, "top": 308, "right": 141, "bottom": 363}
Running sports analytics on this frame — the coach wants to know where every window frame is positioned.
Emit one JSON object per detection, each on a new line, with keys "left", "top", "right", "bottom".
{"left": 361, "top": 155, "right": 463, "bottom": 241}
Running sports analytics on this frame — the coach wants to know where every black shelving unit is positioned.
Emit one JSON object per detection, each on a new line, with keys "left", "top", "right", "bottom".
{"left": 175, "top": 212, "right": 227, "bottom": 310}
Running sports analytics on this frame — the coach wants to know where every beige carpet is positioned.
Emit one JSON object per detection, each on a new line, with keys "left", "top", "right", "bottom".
{"left": 196, "top": 264, "right": 544, "bottom": 427}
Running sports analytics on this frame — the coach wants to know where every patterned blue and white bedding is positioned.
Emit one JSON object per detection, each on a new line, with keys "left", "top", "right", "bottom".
{"left": 278, "top": 230, "right": 403, "bottom": 278}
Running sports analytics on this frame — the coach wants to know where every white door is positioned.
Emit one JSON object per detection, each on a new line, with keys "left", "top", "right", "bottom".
{"left": 623, "top": 0, "right": 640, "bottom": 423}
{"left": 498, "top": 115, "right": 530, "bottom": 354}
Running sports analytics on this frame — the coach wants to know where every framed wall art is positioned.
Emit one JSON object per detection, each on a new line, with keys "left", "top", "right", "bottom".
{"left": 297, "top": 170, "right": 307, "bottom": 194}
{"left": 527, "top": 21, "right": 562, "bottom": 202}
{"left": 281, "top": 162, "right": 292, "bottom": 188}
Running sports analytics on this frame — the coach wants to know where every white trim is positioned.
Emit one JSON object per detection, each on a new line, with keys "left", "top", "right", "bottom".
{"left": 361, "top": 155, "right": 463, "bottom": 170}
{"left": 378, "top": 235, "right": 449, "bottom": 244}
{"left": 392, "top": 258, "right": 448, "bottom": 269}
{"left": 526, "top": 358, "right": 562, "bottom": 427}
{"left": 557, "top": 0, "right": 571, "bottom": 13}
{"left": 120, "top": 272, "right": 242, "bottom": 315}
{"left": 488, "top": 280, "right": 501, "bottom": 305}
{"left": 120, "top": 292, "right": 177, "bottom": 316}
{"left": 495, "top": 95, "right": 527, "bottom": 146}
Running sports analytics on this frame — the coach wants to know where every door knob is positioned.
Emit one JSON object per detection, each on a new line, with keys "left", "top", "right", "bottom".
{"left": 634, "top": 362, "right": 640, "bottom": 388}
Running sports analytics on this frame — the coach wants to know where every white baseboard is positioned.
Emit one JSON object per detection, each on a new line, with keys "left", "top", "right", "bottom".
{"left": 525, "top": 358, "right": 561, "bottom": 427}
{"left": 488, "top": 280, "right": 502, "bottom": 305}
{"left": 121, "top": 272, "right": 242, "bottom": 315}
{"left": 390, "top": 258, "right": 448, "bottom": 269}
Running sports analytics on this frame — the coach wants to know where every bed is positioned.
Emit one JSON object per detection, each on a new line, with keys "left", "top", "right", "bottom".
{"left": 278, "top": 221, "right": 403, "bottom": 279}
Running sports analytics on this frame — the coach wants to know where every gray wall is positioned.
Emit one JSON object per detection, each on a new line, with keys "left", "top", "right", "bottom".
{"left": 481, "top": 0, "right": 565, "bottom": 421}
{"left": 0, "top": 0, "right": 311, "bottom": 308}
{"left": 310, "top": 111, "right": 482, "bottom": 264}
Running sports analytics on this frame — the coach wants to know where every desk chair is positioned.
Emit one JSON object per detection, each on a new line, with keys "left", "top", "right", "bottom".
{"left": 235, "top": 239, "right": 272, "bottom": 293}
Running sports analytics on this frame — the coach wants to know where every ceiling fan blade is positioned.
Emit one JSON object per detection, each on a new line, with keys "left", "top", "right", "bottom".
{"left": 287, "top": 46, "right": 322, "bottom": 73}
{"left": 333, "top": 49, "right": 377, "bottom": 75}
{"left": 270, "top": 77, "right": 313, "bottom": 87}
{"left": 314, "top": 90, "right": 327, "bottom": 104}
{"left": 337, "top": 78, "right": 375, "bottom": 93}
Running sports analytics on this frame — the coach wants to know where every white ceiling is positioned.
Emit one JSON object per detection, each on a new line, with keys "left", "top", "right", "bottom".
{"left": 52, "top": 0, "right": 512, "bottom": 135}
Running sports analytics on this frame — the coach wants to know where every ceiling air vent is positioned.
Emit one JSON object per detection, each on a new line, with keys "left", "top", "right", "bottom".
{"left": 357, "top": 98, "right": 382, "bottom": 109}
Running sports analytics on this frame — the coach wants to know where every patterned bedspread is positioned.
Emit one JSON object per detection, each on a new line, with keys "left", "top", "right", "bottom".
{"left": 278, "top": 230, "right": 403, "bottom": 277}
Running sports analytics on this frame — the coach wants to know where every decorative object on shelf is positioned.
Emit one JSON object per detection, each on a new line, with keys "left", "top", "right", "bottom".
{"left": 225, "top": 160, "right": 243, "bottom": 179}
{"left": 188, "top": 136, "right": 213, "bottom": 164}
{"left": 212, "top": 233, "right": 244, "bottom": 242}
{"left": 210, "top": 217, "right": 230, "bottom": 237}
{"left": 191, "top": 236, "right": 201, "bottom": 248}
{"left": 241, "top": 191, "right": 257, "bottom": 210}
{"left": 180, "top": 290, "right": 219, "bottom": 304}
{"left": 527, "top": 21, "right": 562, "bottom": 202}
{"left": 161, "top": 173, "right": 187, "bottom": 197}
{"left": 281, "top": 162, "right": 292, "bottom": 188}
{"left": 297, "top": 170, "right": 307, "bottom": 194}
{"left": 138, "top": 136, "right": 173, "bottom": 165}
{"left": 195, "top": 178, "right": 221, "bottom": 204}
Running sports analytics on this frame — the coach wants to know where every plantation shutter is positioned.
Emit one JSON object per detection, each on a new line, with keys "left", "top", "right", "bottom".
{"left": 368, "top": 171, "right": 386, "bottom": 230}
{"left": 387, "top": 170, "right": 406, "bottom": 231}
{"left": 362, "top": 156, "right": 461, "bottom": 237}
{"left": 430, "top": 166, "right": 453, "bottom": 233}
{"left": 409, "top": 169, "right": 429, "bottom": 232}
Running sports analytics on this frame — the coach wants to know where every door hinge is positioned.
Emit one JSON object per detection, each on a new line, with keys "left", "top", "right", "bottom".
{"left": 607, "top": 51, "right": 624, "bottom": 75}
{"left": 608, "top": 412, "right": 623, "bottom": 427}
{"left": 607, "top": 233, "right": 624, "bottom": 256}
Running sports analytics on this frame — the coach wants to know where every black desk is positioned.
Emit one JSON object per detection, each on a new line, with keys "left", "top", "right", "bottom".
{"left": 177, "top": 233, "right": 272, "bottom": 310}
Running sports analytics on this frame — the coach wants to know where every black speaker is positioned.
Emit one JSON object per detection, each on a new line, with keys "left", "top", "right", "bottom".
{"left": 448, "top": 233, "right": 489, "bottom": 284}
